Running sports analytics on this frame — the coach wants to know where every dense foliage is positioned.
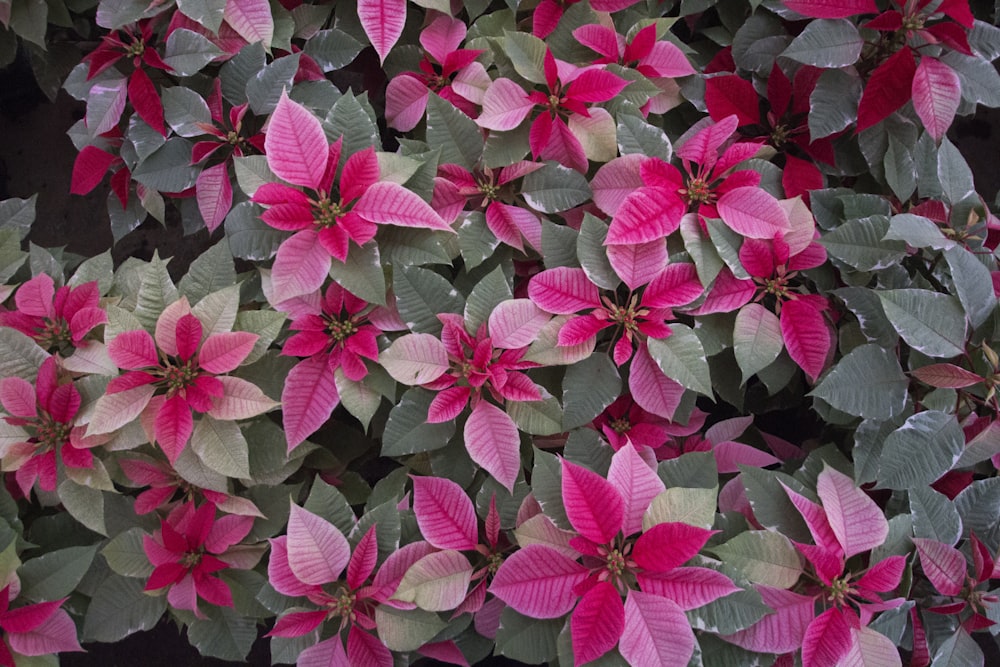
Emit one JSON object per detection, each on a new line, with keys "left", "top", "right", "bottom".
{"left": 1, "top": 0, "right": 1000, "bottom": 664}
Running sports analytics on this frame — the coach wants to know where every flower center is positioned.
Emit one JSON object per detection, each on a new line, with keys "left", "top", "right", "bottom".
{"left": 126, "top": 39, "right": 145, "bottom": 58}
{"left": 771, "top": 124, "right": 790, "bottom": 147}
{"left": 314, "top": 198, "right": 343, "bottom": 228}
{"left": 478, "top": 179, "right": 500, "bottom": 201}
{"left": 34, "top": 413, "right": 71, "bottom": 450}
{"left": 36, "top": 318, "right": 72, "bottom": 350}
{"left": 761, "top": 275, "right": 791, "bottom": 299}
{"left": 684, "top": 178, "right": 713, "bottom": 203}
{"left": 181, "top": 550, "right": 202, "bottom": 569}
{"left": 327, "top": 318, "right": 356, "bottom": 343}
{"left": 547, "top": 94, "right": 562, "bottom": 112}
{"left": 331, "top": 588, "right": 355, "bottom": 617}
{"left": 902, "top": 14, "right": 925, "bottom": 31}
{"left": 827, "top": 576, "right": 854, "bottom": 606}
{"left": 226, "top": 130, "right": 241, "bottom": 146}
{"left": 609, "top": 417, "right": 631, "bottom": 434}
{"left": 163, "top": 362, "right": 198, "bottom": 392}
{"left": 609, "top": 304, "right": 642, "bottom": 333}
{"left": 606, "top": 549, "right": 627, "bottom": 576}
{"left": 486, "top": 552, "right": 504, "bottom": 576}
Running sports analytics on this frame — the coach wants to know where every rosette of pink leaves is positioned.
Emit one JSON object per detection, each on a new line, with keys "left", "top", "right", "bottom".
{"left": 726, "top": 466, "right": 907, "bottom": 666}
{"left": 0, "top": 357, "right": 105, "bottom": 498}
{"left": 409, "top": 477, "right": 511, "bottom": 622}
{"left": 143, "top": 501, "right": 257, "bottom": 618}
{"left": 476, "top": 48, "right": 629, "bottom": 172}
{"left": 436, "top": 160, "right": 545, "bottom": 253}
{"left": 527, "top": 265, "right": 704, "bottom": 366}
{"left": 267, "top": 504, "right": 418, "bottom": 666}
{"left": 119, "top": 454, "right": 264, "bottom": 517}
{"left": 380, "top": 301, "right": 552, "bottom": 491}
{"left": 86, "top": 297, "right": 276, "bottom": 462}
{"left": 491, "top": 446, "right": 741, "bottom": 665}
{"left": 0, "top": 586, "right": 82, "bottom": 663}
{"left": 190, "top": 81, "right": 266, "bottom": 232}
{"left": 573, "top": 22, "right": 696, "bottom": 114}
{"left": 385, "top": 12, "right": 488, "bottom": 132}
{"left": 732, "top": 197, "right": 834, "bottom": 382}
{"left": 79, "top": 18, "right": 172, "bottom": 137}
{"left": 0, "top": 274, "right": 107, "bottom": 357}
{"left": 705, "top": 63, "right": 835, "bottom": 197}
{"left": 277, "top": 282, "right": 385, "bottom": 451}
{"left": 912, "top": 533, "right": 1000, "bottom": 634}
{"left": 252, "top": 91, "right": 453, "bottom": 303}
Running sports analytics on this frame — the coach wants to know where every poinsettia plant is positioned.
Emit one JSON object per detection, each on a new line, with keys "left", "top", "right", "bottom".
{"left": 1, "top": 0, "right": 1000, "bottom": 662}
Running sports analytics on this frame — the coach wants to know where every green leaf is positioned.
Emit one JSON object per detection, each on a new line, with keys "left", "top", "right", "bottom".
{"left": 712, "top": 530, "right": 803, "bottom": 589}
{"left": 191, "top": 416, "right": 251, "bottom": 479}
{"left": 643, "top": 487, "right": 717, "bottom": 530}
{"left": 82, "top": 574, "right": 167, "bottom": 642}
{"left": 705, "top": 218, "right": 750, "bottom": 280}
{"left": 562, "top": 353, "right": 621, "bottom": 430}
{"left": 233, "top": 155, "right": 278, "bottom": 197}
{"left": 101, "top": 528, "right": 153, "bottom": 578}
{"left": 303, "top": 28, "right": 363, "bottom": 71}
{"left": 328, "top": 241, "right": 387, "bottom": 306}
{"left": 740, "top": 467, "right": 813, "bottom": 543}
{"left": 647, "top": 325, "right": 713, "bottom": 396}
{"left": 18, "top": 545, "right": 98, "bottom": 600}
{"left": 133, "top": 254, "right": 178, "bottom": 332}
{"left": 541, "top": 219, "right": 579, "bottom": 268}
{"left": 457, "top": 212, "right": 500, "bottom": 270}
{"left": 464, "top": 265, "right": 512, "bottom": 333}
{"left": 225, "top": 203, "right": 285, "bottom": 262}
{"left": 374, "top": 606, "right": 447, "bottom": 652}
{"left": 177, "top": 0, "right": 225, "bottom": 32}
{"left": 382, "top": 388, "right": 456, "bottom": 456}
{"left": 937, "top": 138, "right": 975, "bottom": 205}
{"left": 783, "top": 19, "right": 862, "bottom": 67}
{"left": 132, "top": 139, "right": 199, "bottom": 193}
{"left": 658, "top": 451, "right": 718, "bottom": 490}
{"left": 955, "top": 478, "right": 1000, "bottom": 547}
{"left": 246, "top": 52, "right": 299, "bottom": 115}
{"left": 507, "top": 396, "right": 562, "bottom": 435}
{"left": 616, "top": 113, "right": 672, "bottom": 161}
{"left": 577, "top": 213, "right": 618, "bottom": 290}
{"left": 809, "top": 69, "right": 864, "bottom": 139}
{"left": 810, "top": 343, "right": 908, "bottom": 420}
{"left": 0, "top": 328, "right": 50, "bottom": 382}
{"left": 931, "top": 629, "right": 984, "bottom": 667}
{"left": 380, "top": 227, "right": 452, "bottom": 267}
{"left": 495, "top": 608, "right": 561, "bottom": 664}
{"left": 733, "top": 303, "right": 784, "bottom": 384}
{"left": 9, "top": 0, "right": 47, "bottom": 47}
{"left": 833, "top": 287, "right": 898, "bottom": 348}
{"left": 393, "top": 265, "right": 464, "bottom": 335}
{"left": 326, "top": 92, "right": 380, "bottom": 155}
{"left": 0, "top": 194, "right": 36, "bottom": 238}
{"left": 502, "top": 30, "right": 548, "bottom": 84}
{"left": 177, "top": 240, "right": 236, "bottom": 304}
{"left": 187, "top": 605, "right": 258, "bottom": 661}
{"left": 162, "top": 28, "right": 222, "bottom": 76}
{"left": 334, "top": 367, "right": 384, "bottom": 431}
{"left": 884, "top": 135, "right": 916, "bottom": 202}
{"left": 220, "top": 42, "right": 266, "bottom": 106}
{"left": 877, "top": 411, "right": 964, "bottom": 490}
{"left": 877, "top": 290, "right": 966, "bottom": 358}
{"left": 531, "top": 447, "right": 570, "bottom": 529}
{"left": 820, "top": 215, "right": 907, "bottom": 271}
{"left": 69, "top": 250, "right": 113, "bottom": 293}
{"left": 521, "top": 162, "right": 592, "bottom": 214}
{"left": 304, "top": 477, "right": 356, "bottom": 537}
{"left": 426, "top": 93, "right": 484, "bottom": 169}
{"left": 909, "top": 486, "right": 962, "bottom": 545}
{"left": 57, "top": 480, "right": 106, "bottom": 536}
{"left": 944, "top": 245, "right": 996, "bottom": 328}
{"left": 884, "top": 213, "right": 954, "bottom": 250}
